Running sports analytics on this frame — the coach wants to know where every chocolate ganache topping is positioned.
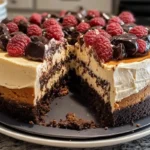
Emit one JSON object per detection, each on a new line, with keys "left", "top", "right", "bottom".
{"left": 0, "top": 24, "right": 10, "bottom": 51}
{"left": 63, "top": 27, "right": 79, "bottom": 45}
{"left": 112, "top": 33, "right": 149, "bottom": 60}
{"left": 25, "top": 36, "right": 48, "bottom": 61}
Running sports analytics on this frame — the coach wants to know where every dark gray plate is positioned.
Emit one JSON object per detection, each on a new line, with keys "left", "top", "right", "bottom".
{"left": 0, "top": 92, "right": 150, "bottom": 140}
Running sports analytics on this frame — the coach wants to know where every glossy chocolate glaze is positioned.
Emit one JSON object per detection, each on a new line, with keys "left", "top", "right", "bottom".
{"left": 25, "top": 36, "right": 47, "bottom": 61}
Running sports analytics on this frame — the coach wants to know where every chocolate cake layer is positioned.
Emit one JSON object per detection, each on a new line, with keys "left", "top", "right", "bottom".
{"left": 69, "top": 70, "right": 150, "bottom": 127}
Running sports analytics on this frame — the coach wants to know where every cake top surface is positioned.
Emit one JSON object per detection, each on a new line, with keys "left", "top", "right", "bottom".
{"left": 0, "top": 8, "right": 150, "bottom": 65}
{"left": 0, "top": 51, "right": 40, "bottom": 67}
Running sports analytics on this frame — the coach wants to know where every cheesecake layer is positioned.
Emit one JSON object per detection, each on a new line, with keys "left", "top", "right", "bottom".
{"left": 75, "top": 43, "right": 150, "bottom": 108}
{"left": 0, "top": 39, "right": 68, "bottom": 106}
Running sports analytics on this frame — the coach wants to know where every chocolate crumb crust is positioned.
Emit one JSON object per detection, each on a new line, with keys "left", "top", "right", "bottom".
{"left": 47, "top": 113, "right": 97, "bottom": 130}
{"left": 69, "top": 70, "right": 150, "bottom": 127}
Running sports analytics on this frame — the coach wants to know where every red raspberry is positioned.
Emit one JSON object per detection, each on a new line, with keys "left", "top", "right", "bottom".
{"left": 119, "top": 11, "right": 135, "bottom": 24}
{"left": 6, "top": 22, "right": 19, "bottom": 33}
{"left": 13, "top": 16, "right": 28, "bottom": 24}
{"left": 43, "top": 18, "right": 58, "bottom": 28}
{"left": 84, "top": 30, "right": 97, "bottom": 46}
{"left": 62, "top": 15, "right": 78, "bottom": 27}
{"left": 29, "top": 13, "right": 42, "bottom": 25}
{"left": 46, "top": 25, "right": 64, "bottom": 41}
{"left": 27, "top": 24, "right": 42, "bottom": 36}
{"left": 59, "top": 10, "right": 66, "bottom": 17}
{"left": 90, "top": 17, "right": 105, "bottom": 27}
{"left": 76, "top": 22, "right": 90, "bottom": 33}
{"left": 97, "top": 28, "right": 111, "bottom": 39}
{"left": 7, "top": 34, "right": 30, "bottom": 57}
{"left": 108, "top": 16, "right": 123, "bottom": 24}
{"left": 41, "top": 12, "right": 48, "bottom": 18}
{"left": 87, "top": 10, "right": 100, "bottom": 18}
{"left": 93, "top": 35, "right": 112, "bottom": 62}
{"left": 106, "top": 22, "right": 123, "bottom": 36}
{"left": 137, "top": 39, "right": 146, "bottom": 53}
{"left": 129, "top": 26, "right": 148, "bottom": 38}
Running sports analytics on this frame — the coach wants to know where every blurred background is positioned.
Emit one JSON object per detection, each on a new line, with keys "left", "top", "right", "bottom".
{"left": 0, "top": 0, "right": 150, "bottom": 25}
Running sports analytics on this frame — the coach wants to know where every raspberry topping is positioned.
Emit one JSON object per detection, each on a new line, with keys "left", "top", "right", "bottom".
{"left": 87, "top": 10, "right": 100, "bottom": 18}
{"left": 43, "top": 18, "right": 59, "bottom": 28}
{"left": 97, "top": 28, "right": 111, "bottom": 39}
{"left": 90, "top": 17, "right": 105, "bottom": 27}
{"left": 6, "top": 22, "right": 19, "bottom": 33}
{"left": 137, "top": 39, "right": 146, "bottom": 53}
{"left": 93, "top": 35, "right": 112, "bottom": 62}
{"left": 106, "top": 22, "right": 123, "bottom": 36}
{"left": 108, "top": 16, "right": 123, "bottom": 24}
{"left": 41, "top": 12, "right": 48, "bottom": 18}
{"left": 13, "top": 16, "right": 28, "bottom": 24}
{"left": 27, "top": 24, "right": 42, "bottom": 36}
{"left": 7, "top": 34, "right": 30, "bottom": 57}
{"left": 29, "top": 13, "right": 42, "bottom": 25}
{"left": 46, "top": 25, "right": 64, "bottom": 41}
{"left": 62, "top": 15, "right": 78, "bottom": 27}
{"left": 76, "top": 22, "right": 90, "bottom": 33}
{"left": 119, "top": 11, "right": 135, "bottom": 24}
{"left": 84, "top": 30, "right": 97, "bottom": 46}
{"left": 59, "top": 10, "right": 67, "bottom": 17}
{"left": 129, "top": 25, "right": 148, "bottom": 38}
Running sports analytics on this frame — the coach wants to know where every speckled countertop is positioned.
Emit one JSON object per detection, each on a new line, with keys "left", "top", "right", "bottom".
{"left": 0, "top": 134, "right": 150, "bottom": 150}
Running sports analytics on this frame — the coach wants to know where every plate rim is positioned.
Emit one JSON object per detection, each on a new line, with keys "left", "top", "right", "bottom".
{"left": 0, "top": 123, "right": 150, "bottom": 148}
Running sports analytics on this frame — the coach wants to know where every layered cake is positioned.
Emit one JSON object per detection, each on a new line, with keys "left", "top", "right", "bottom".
{"left": 0, "top": 8, "right": 150, "bottom": 127}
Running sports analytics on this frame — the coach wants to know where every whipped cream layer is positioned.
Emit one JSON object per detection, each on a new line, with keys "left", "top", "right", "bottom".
{"left": 75, "top": 43, "right": 150, "bottom": 107}
{"left": 0, "top": 52, "right": 40, "bottom": 89}
{"left": 111, "top": 59, "right": 150, "bottom": 102}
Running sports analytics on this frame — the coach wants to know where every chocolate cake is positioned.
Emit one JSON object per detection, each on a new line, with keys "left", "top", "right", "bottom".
{"left": 0, "top": 9, "right": 150, "bottom": 127}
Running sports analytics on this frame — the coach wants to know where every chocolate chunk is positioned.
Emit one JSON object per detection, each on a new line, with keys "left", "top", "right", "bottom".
{"left": 18, "top": 20, "right": 29, "bottom": 34}
{"left": 63, "top": 27, "right": 79, "bottom": 45}
{"left": 122, "top": 23, "right": 136, "bottom": 32}
{"left": 0, "top": 23, "right": 9, "bottom": 36}
{"left": 111, "top": 33, "right": 138, "bottom": 57}
{"left": 113, "top": 43, "right": 127, "bottom": 60}
{"left": 78, "top": 7, "right": 87, "bottom": 17}
{"left": 1, "top": 18, "right": 12, "bottom": 24}
{"left": 31, "top": 35, "right": 48, "bottom": 44}
{"left": 25, "top": 36, "right": 45, "bottom": 61}
{"left": 42, "top": 13, "right": 60, "bottom": 23}
{"left": 146, "top": 26, "right": 150, "bottom": 34}
{"left": 142, "top": 35, "right": 150, "bottom": 51}
{"left": 0, "top": 33, "right": 10, "bottom": 51}
{"left": 101, "top": 12, "right": 111, "bottom": 21}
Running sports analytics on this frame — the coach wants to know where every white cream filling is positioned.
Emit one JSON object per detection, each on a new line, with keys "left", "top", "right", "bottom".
{"left": 113, "top": 60, "right": 150, "bottom": 101}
